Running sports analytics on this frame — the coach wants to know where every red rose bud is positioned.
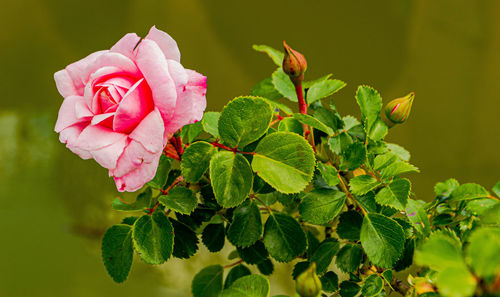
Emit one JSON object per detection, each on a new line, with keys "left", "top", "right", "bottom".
{"left": 283, "top": 41, "right": 307, "bottom": 84}
{"left": 296, "top": 262, "right": 322, "bottom": 297}
{"left": 383, "top": 92, "right": 415, "bottom": 127}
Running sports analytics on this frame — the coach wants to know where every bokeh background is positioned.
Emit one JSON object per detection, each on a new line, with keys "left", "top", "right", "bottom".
{"left": 1, "top": 0, "right": 499, "bottom": 296}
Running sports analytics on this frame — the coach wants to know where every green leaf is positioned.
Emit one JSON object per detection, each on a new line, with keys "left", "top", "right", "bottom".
{"left": 317, "top": 163, "right": 340, "bottom": 187}
{"left": 311, "top": 238, "right": 340, "bottom": 273}
{"left": 342, "top": 142, "right": 366, "bottom": 170}
{"left": 261, "top": 97, "right": 293, "bottom": 115}
{"left": 449, "top": 183, "right": 490, "bottom": 202}
{"left": 436, "top": 266, "right": 476, "bottom": 297}
{"left": 493, "top": 181, "right": 500, "bottom": 198}
{"left": 224, "top": 265, "right": 251, "bottom": 289}
{"left": 337, "top": 210, "right": 363, "bottom": 241}
{"left": 171, "top": 218, "right": 199, "bottom": 259}
{"left": 307, "top": 79, "right": 346, "bottom": 104}
{"left": 373, "top": 153, "right": 398, "bottom": 171}
{"left": 349, "top": 175, "right": 381, "bottom": 196}
{"left": 361, "top": 274, "right": 384, "bottom": 297}
{"left": 272, "top": 68, "right": 302, "bottom": 102}
{"left": 339, "top": 281, "right": 361, "bottom": 297}
{"left": 293, "top": 113, "right": 334, "bottom": 135}
{"left": 158, "top": 187, "right": 197, "bottom": 215}
{"left": 220, "top": 274, "right": 270, "bottom": 297}
{"left": 278, "top": 117, "right": 303, "bottom": 135}
{"left": 299, "top": 189, "right": 346, "bottom": 225}
{"left": 306, "top": 231, "right": 320, "bottom": 260}
{"left": 181, "top": 141, "right": 217, "bottom": 183}
{"left": 218, "top": 96, "right": 273, "bottom": 148}
{"left": 252, "top": 132, "right": 315, "bottom": 194}
{"left": 358, "top": 192, "right": 378, "bottom": 213}
{"left": 368, "top": 118, "right": 388, "bottom": 141}
{"left": 210, "top": 151, "right": 253, "bottom": 208}
{"left": 355, "top": 86, "right": 383, "bottom": 134}
{"left": 335, "top": 244, "right": 363, "bottom": 273}
{"left": 202, "top": 223, "right": 225, "bottom": 253}
{"left": 112, "top": 188, "right": 152, "bottom": 211}
{"left": 386, "top": 143, "right": 410, "bottom": 161}
{"left": 202, "top": 111, "right": 221, "bottom": 138}
{"left": 237, "top": 241, "right": 268, "bottom": 264}
{"left": 360, "top": 213, "right": 405, "bottom": 268}
{"left": 102, "top": 224, "right": 133, "bottom": 283}
{"left": 192, "top": 265, "right": 223, "bottom": 297}
{"left": 375, "top": 178, "right": 411, "bottom": 210}
{"left": 227, "top": 200, "right": 262, "bottom": 248}
{"left": 181, "top": 121, "right": 203, "bottom": 143}
{"left": 257, "top": 259, "right": 274, "bottom": 276}
{"left": 251, "top": 77, "right": 283, "bottom": 101}
{"left": 132, "top": 212, "right": 174, "bottom": 265}
{"left": 394, "top": 238, "right": 415, "bottom": 271}
{"left": 313, "top": 107, "right": 343, "bottom": 131}
{"left": 466, "top": 227, "right": 500, "bottom": 279}
{"left": 321, "top": 271, "right": 339, "bottom": 293}
{"left": 263, "top": 213, "right": 307, "bottom": 262}
{"left": 381, "top": 270, "right": 393, "bottom": 285}
{"left": 379, "top": 160, "right": 419, "bottom": 180}
{"left": 328, "top": 133, "right": 353, "bottom": 155}
{"left": 415, "top": 231, "right": 464, "bottom": 271}
{"left": 253, "top": 44, "right": 284, "bottom": 66}
{"left": 148, "top": 155, "right": 171, "bottom": 189}
{"left": 292, "top": 261, "right": 310, "bottom": 279}
{"left": 405, "top": 199, "right": 431, "bottom": 236}
{"left": 303, "top": 74, "right": 332, "bottom": 88}
{"left": 434, "top": 178, "right": 460, "bottom": 196}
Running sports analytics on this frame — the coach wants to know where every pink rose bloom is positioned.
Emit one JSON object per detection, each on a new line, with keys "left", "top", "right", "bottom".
{"left": 54, "top": 26, "right": 207, "bottom": 192}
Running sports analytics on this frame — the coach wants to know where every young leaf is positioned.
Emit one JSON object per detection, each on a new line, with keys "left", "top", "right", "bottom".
{"left": 278, "top": 117, "right": 304, "bottom": 135}
{"left": 102, "top": 224, "right": 134, "bottom": 283}
{"left": 181, "top": 121, "right": 203, "bottom": 143}
{"left": 181, "top": 141, "right": 217, "bottom": 183}
{"left": 337, "top": 210, "right": 363, "bottom": 241}
{"left": 379, "top": 161, "right": 419, "bottom": 180}
{"left": 317, "top": 163, "right": 340, "bottom": 187}
{"left": 218, "top": 96, "right": 273, "bottom": 148}
{"left": 192, "top": 265, "right": 223, "bottom": 297}
{"left": 335, "top": 244, "right": 363, "bottom": 273}
{"left": 465, "top": 227, "right": 500, "bottom": 279}
{"left": 386, "top": 143, "right": 410, "bottom": 161}
{"left": 361, "top": 274, "right": 384, "bottom": 297}
{"left": 367, "top": 119, "right": 388, "bottom": 141}
{"left": 252, "top": 132, "right": 315, "bottom": 194}
{"left": 227, "top": 200, "right": 262, "bottom": 248}
{"left": 434, "top": 178, "right": 460, "bottom": 196}
{"left": 355, "top": 86, "right": 382, "bottom": 131}
{"left": 148, "top": 155, "right": 171, "bottom": 189}
{"left": 328, "top": 133, "right": 353, "bottom": 155}
{"left": 405, "top": 199, "right": 431, "bottom": 236}
{"left": 293, "top": 113, "right": 334, "bottom": 135}
{"left": 210, "top": 151, "right": 253, "bottom": 208}
{"left": 251, "top": 77, "right": 283, "bottom": 101}
{"left": 224, "top": 264, "right": 251, "bottom": 289}
{"left": 171, "top": 218, "right": 199, "bottom": 259}
{"left": 493, "top": 181, "right": 500, "bottom": 198}
{"left": 306, "top": 79, "right": 346, "bottom": 104}
{"left": 310, "top": 238, "right": 340, "bottom": 274}
{"left": 252, "top": 44, "right": 284, "bottom": 66}
{"left": 132, "top": 212, "right": 174, "bottom": 265}
{"left": 303, "top": 74, "right": 333, "bottom": 88}
{"left": 201, "top": 111, "right": 221, "bottom": 138}
{"left": 360, "top": 213, "right": 405, "bottom": 268}
{"left": 349, "top": 175, "right": 381, "bottom": 196}
{"left": 158, "top": 187, "right": 197, "bottom": 215}
{"left": 237, "top": 241, "right": 268, "bottom": 264}
{"left": 314, "top": 107, "right": 343, "bottom": 131}
{"left": 220, "top": 274, "right": 270, "bottom": 297}
{"left": 375, "top": 178, "right": 411, "bottom": 210}
{"left": 415, "top": 231, "right": 464, "bottom": 271}
{"left": 448, "top": 183, "right": 490, "bottom": 202}
{"left": 263, "top": 213, "right": 307, "bottom": 262}
{"left": 342, "top": 142, "right": 366, "bottom": 170}
{"left": 272, "top": 68, "right": 298, "bottom": 102}
{"left": 202, "top": 223, "right": 225, "bottom": 253}
{"left": 321, "top": 271, "right": 339, "bottom": 292}
{"left": 112, "top": 188, "right": 152, "bottom": 211}
{"left": 298, "top": 189, "right": 346, "bottom": 225}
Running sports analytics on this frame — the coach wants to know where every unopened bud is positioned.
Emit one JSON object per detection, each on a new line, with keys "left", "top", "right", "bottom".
{"left": 283, "top": 41, "right": 307, "bottom": 84}
{"left": 383, "top": 92, "right": 415, "bottom": 127}
{"left": 296, "top": 262, "right": 322, "bottom": 297}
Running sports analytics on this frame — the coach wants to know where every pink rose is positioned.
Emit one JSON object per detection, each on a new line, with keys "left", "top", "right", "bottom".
{"left": 54, "top": 26, "right": 207, "bottom": 192}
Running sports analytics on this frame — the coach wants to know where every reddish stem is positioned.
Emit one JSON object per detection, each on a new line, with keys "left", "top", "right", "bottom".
{"left": 295, "top": 82, "right": 307, "bottom": 114}
{"left": 210, "top": 141, "right": 255, "bottom": 155}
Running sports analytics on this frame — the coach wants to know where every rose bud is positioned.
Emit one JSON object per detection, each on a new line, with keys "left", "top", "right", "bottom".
{"left": 54, "top": 26, "right": 207, "bottom": 192}
{"left": 383, "top": 92, "right": 415, "bottom": 127}
{"left": 296, "top": 262, "right": 322, "bottom": 297}
{"left": 282, "top": 41, "right": 307, "bottom": 84}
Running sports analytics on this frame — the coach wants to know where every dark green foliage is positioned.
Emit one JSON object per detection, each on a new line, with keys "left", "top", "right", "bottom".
{"left": 202, "top": 223, "right": 225, "bottom": 252}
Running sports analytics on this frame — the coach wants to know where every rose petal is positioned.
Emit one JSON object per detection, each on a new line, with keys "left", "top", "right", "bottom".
{"left": 54, "top": 69, "right": 78, "bottom": 98}
{"left": 55, "top": 95, "right": 89, "bottom": 133}
{"left": 113, "top": 78, "right": 154, "bottom": 133}
{"left": 91, "top": 137, "right": 129, "bottom": 169}
{"left": 167, "top": 60, "right": 188, "bottom": 89}
{"left": 113, "top": 152, "right": 161, "bottom": 192}
{"left": 59, "top": 123, "right": 92, "bottom": 159}
{"left": 74, "top": 99, "right": 93, "bottom": 119}
{"left": 135, "top": 39, "right": 178, "bottom": 123}
{"left": 164, "top": 71, "right": 207, "bottom": 133}
{"left": 145, "top": 26, "right": 181, "bottom": 62}
{"left": 75, "top": 125, "right": 127, "bottom": 151}
{"left": 129, "top": 108, "right": 164, "bottom": 153}
{"left": 111, "top": 140, "right": 159, "bottom": 178}
{"left": 91, "top": 112, "right": 115, "bottom": 125}
{"left": 91, "top": 52, "right": 141, "bottom": 77}
{"left": 110, "top": 33, "right": 140, "bottom": 60}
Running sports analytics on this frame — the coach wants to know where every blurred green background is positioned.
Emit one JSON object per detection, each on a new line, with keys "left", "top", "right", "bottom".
{"left": 1, "top": 0, "right": 499, "bottom": 296}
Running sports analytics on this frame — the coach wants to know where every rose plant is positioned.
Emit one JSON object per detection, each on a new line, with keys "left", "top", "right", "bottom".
{"left": 54, "top": 28, "right": 500, "bottom": 297}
